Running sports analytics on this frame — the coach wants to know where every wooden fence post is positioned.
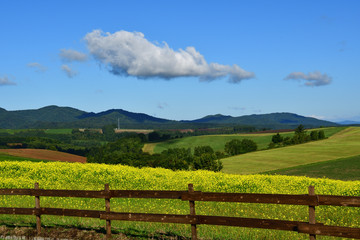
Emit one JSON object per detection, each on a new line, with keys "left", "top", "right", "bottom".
{"left": 188, "top": 184, "right": 197, "bottom": 240}
{"left": 105, "top": 184, "right": 112, "bottom": 239}
{"left": 34, "top": 182, "right": 41, "bottom": 235}
{"left": 309, "top": 185, "right": 316, "bottom": 240}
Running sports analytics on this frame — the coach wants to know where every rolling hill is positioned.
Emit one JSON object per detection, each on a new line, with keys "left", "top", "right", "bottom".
{"left": 221, "top": 127, "right": 360, "bottom": 175}
{"left": 187, "top": 112, "right": 336, "bottom": 129}
{"left": 0, "top": 105, "right": 337, "bottom": 129}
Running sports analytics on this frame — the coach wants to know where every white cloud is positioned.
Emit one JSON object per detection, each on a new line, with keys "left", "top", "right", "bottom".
{"left": 307, "top": 115, "right": 326, "bottom": 120}
{"left": 59, "top": 49, "right": 88, "bottom": 62}
{"left": 284, "top": 71, "right": 332, "bottom": 86}
{"left": 61, "top": 64, "right": 77, "bottom": 78}
{"left": 84, "top": 30, "right": 255, "bottom": 83}
{"left": 0, "top": 76, "right": 16, "bottom": 86}
{"left": 27, "top": 62, "right": 47, "bottom": 72}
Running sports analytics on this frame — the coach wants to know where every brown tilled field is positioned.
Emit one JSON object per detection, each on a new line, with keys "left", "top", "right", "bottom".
{"left": 0, "top": 149, "right": 86, "bottom": 163}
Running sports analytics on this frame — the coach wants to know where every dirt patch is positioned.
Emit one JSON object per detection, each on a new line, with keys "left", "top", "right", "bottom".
{"left": 0, "top": 149, "right": 86, "bottom": 163}
{"left": 0, "top": 225, "right": 128, "bottom": 239}
{"left": 0, "top": 225, "right": 189, "bottom": 239}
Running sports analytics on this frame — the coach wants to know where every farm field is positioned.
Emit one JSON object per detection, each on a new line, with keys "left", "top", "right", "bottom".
{"left": 263, "top": 154, "right": 360, "bottom": 181}
{"left": 44, "top": 128, "right": 73, "bottom": 134}
{"left": 0, "top": 149, "right": 86, "bottom": 163}
{"left": 0, "top": 161, "right": 359, "bottom": 239}
{"left": 0, "top": 153, "right": 48, "bottom": 162}
{"left": 221, "top": 127, "right": 360, "bottom": 175}
{"left": 145, "top": 127, "right": 346, "bottom": 154}
{"left": 0, "top": 128, "right": 73, "bottom": 134}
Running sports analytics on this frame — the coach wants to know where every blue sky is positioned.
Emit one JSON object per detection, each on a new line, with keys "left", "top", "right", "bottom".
{"left": 1, "top": 0, "right": 359, "bottom": 122}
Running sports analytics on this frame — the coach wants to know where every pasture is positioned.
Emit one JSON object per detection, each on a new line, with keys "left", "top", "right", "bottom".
{"left": 0, "top": 128, "right": 73, "bottom": 135}
{"left": 0, "top": 161, "right": 359, "bottom": 239}
{"left": 146, "top": 127, "right": 346, "bottom": 154}
{"left": 0, "top": 153, "right": 48, "bottom": 163}
{"left": 263, "top": 154, "right": 360, "bottom": 181}
{"left": 221, "top": 127, "right": 360, "bottom": 174}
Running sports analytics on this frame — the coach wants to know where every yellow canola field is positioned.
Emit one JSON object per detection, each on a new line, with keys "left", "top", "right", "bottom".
{"left": 0, "top": 161, "right": 359, "bottom": 239}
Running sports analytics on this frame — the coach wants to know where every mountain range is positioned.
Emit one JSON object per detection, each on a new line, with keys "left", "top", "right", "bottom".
{"left": 0, "top": 105, "right": 338, "bottom": 130}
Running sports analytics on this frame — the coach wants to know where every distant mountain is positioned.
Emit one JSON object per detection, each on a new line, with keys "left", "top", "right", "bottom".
{"left": 336, "top": 120, "right": 360, "bottom": 125}
{"left": 0, "top": 105, "right": 338, "bottom": 129}
{"left": 0, "top": 105, "right": 86, "bottom": 129}
{"left": 190, "top": 112, "right": 337, "bottom": 129}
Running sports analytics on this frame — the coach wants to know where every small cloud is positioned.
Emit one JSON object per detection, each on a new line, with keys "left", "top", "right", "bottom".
{"left": 284, "top": 71, "right": 332, "bottom": 87}
{"left": 0, "top": 76, "right": 16, "bottom": 86}
{"left": 61, "top": 64, "right": 77, "bottom": 78}
{"left": 27, "top": 62, "right": 47, "bottom": 72}
{"left": 59, "top": 49, "right": 88, "bottom": 62}
{"left": 157, "top": 102, "right": 168, "bottom": 110}
{"left": 84, "top": 30, "right": 255, "bottom": 83}
{"left": 307, "top": 115, "right": 326, "bottom": 120}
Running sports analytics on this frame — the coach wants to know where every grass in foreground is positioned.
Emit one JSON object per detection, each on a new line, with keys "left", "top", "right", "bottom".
{"left": 221, "top": 127, "right": 360, "bottom": 175}
{"left": 0, "top": 161, "right": 359, "bottom": 240}
{"left": 262, "top": 154, "right": 360, "bottom": 181}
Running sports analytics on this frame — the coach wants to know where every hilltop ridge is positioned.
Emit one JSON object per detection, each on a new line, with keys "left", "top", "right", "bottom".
{"left": 0, "top": 105, "right": 337, "bottom": 129}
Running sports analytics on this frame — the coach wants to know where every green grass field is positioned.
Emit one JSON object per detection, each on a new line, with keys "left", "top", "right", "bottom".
{"left": 263, "top": 154, "right": 360, "bottom": 181}
{"left": 44, "top": 129, "right": 73, "bottom": 134}
{"left": 0, "top": 128, "right": 73, "bottom": 134}
{"left": 146, "top": 127, "right": 345, "bottom": 154}
{"left": 221, "top": 127, "right": 360, "bottom": 175}
{"left": 0, "top": 153, "right": 48, "bottom": 163}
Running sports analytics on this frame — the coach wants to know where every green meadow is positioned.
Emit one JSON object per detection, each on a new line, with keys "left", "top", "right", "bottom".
{"left": 0, "top": 128, "right": 73, "bottom": 134}
{"left": 0, "top": 153, "right": 48, "bottom": 163}
{"left": 263, "top": 154, "right": 360, "bottom": 181}
{"left": 221, "top": 127, "right": 360, "bottom": 174}
{"left": 148, "top": 127, "right": 345, "bottom": 154}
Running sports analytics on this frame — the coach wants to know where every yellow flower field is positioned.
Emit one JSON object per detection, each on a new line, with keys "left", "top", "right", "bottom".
{"left": 0, "top": 161, "right": 359, "bottom": 239}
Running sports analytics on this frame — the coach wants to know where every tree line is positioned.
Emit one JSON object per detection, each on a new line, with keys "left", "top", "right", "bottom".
{"left": 268, "top": 125, "right": 326, "bottom": 148}
{"left": 87, "top": 136, "right": 224, "bottom": 172}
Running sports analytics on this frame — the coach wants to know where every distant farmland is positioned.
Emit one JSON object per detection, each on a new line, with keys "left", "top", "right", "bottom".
{"left": 0, "top": 149, "right": 86, "bottom": 163}
{"left": 145, "top": 126, "right": 345, "bottom": 154}
{"left": 221, "top": 127, "right": 360, "bottom": 174}
{"left": 114, "top": 129, "right": 154, "bottom": 134}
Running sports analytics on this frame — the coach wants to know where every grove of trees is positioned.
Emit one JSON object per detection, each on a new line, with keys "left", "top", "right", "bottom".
{"left": 268, "top": 125, "right": 326, "bottom": 148}
{"left": 87, "top": 136, "right": 224, "bottom": 172}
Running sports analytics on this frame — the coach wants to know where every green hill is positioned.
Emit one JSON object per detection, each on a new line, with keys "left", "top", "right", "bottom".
{"left": 221, "top": 127, "right": 360, "bottom": 174}
{"left": 190, "top": 112, "right": 336, "bottom": 129}
{"left": 148, "top": 126, "right": 344, "bottom": 154}
{"left": 0, "top": 105, "right": 337, "bottom": 129}
{"left": 262, "top": 154, "right": 360, "bottom": 181}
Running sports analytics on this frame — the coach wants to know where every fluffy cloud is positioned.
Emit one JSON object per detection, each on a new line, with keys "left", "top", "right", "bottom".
{"left": 0, "top": 76, "right": 16, "bottom": 86}
{"left": 284, "top": 71, "right": 332, "bottom": 86}
{"left": 59, "top": 49, "right": 88, "bottom": 62}
{"left": 61, "top": 64, "right": 77, "bottom": 78}
{"left": 27, "top": 62, "right": 47, "bottom": 72}
{"left": 84, "top": 30, "right": 255, "bottom": 83}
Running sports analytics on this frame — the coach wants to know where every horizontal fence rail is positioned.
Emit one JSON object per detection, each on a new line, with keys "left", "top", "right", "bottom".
{"left": 0, "top": 183, "right": 359, "bottom": 239}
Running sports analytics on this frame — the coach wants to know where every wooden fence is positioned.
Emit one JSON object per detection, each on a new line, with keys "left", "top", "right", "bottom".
{"left": 0, "top": 183, "right": 359, "bottom": 239}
